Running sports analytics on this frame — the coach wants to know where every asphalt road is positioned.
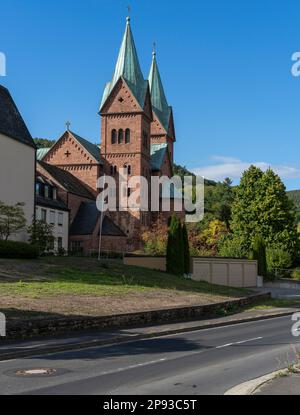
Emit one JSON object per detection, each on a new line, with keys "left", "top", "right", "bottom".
{"left": 0, "top": 315, "right": 299, "bottom": 395}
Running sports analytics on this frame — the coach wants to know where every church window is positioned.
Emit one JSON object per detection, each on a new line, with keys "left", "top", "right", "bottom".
{"left": 111, "top": 129, "right": 117, "bottom": 144}
{"left": 114, "top": 166, "right": 117, "bottom": 174}
{"left": 127, "top": 165, "right": 132, "bottom": 175}
{"left": 110, "top": 165, "right": 114, "bottom": 175}
{"left": 118, "top": 129, "right": 124, "bottom": 144}
{"left": 125, "top": 129, "right": 130, "bottom": 144}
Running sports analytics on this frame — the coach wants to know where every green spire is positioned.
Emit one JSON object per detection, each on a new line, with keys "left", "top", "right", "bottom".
{"left": 100, "top": 17, "right": 147, "bottom": 111}
{"left": 148, "top": 51, "right": 171, "bottom": 131}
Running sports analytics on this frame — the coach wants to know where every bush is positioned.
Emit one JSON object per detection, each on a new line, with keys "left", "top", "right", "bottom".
{"left": 166, "top": 215, "right": 184, "bottom": 276}
{"left": 218, "top": 235, "right": 248, "bottom": 258}
{"left": 266, "top": 247, "right": 293, "bottom": 271}
{"left": 291, "top": 268, "right": 300, "bottom": 280}
{"left": 0, "top": 240, "right": 39, "bottom": 259}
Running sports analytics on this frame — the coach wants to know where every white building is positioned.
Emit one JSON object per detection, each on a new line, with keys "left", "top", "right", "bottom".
{"left": 36, "top": 175, "right": 69, "bottom": 252}
{"left": 0, "top": 85, "right": 36, "bottom": 241}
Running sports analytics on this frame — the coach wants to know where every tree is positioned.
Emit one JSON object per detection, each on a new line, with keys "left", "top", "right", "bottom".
{"left": 0, "top": 201, "right": 26, "bottom": 241}
{"left": 34, "top": 138, "right": 56, "bottom": 148}
{"left": 230, "top": 166, "right": 299, "bottom": 258}
{"left": 142, "top": 220, "right": 168, "bottom": 255}
{"left": 166, "top": 215, "right": 184, "bottom": 276}
{"left": 182, "top": 222, "right": 191, "bottom": 274}
{"left": 27, "top": 220, "right": 55, "bottom": 254}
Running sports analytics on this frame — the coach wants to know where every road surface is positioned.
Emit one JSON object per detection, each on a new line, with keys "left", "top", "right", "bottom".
{"left": 0, "top": 315, "right": 299, "bottom": 395}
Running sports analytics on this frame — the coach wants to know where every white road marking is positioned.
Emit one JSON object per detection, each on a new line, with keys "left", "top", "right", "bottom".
{"left": 99, "top": 358, "right": 167, "bottom": 376}
{"left": 216, "top": 337, "right": 263, "bottom": 349}
{"left": 235, "top": 337, "right": 263, "bottom": 345}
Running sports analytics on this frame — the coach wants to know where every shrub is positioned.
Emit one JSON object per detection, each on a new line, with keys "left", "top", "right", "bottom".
{"left": 182, "top": 223, "right": 191, "bottom": 274}
{"left": 266, "top": 247, "right": 293, "bottom": 271}
{"left": 218, "top": 235, "right": 248, "bottom": 258}
{"left": 166, "top": 215, "right": 184, "bottom": 276}
{"left": 0, "top": 240, "right": 39, "bottom": 259}
{"left": 292, "top": 268, "right": 300, "bottom": 280}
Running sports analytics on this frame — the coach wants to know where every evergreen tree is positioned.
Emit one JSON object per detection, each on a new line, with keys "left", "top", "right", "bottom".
{"left": 249, "top": 235, "right": 267, "bottom": 277}
{"left": 182, "top": 222, "right": 191, "bottom": 274}
{"left": 230, "top": 166, "right": 299, "bottom": 258}
{"left": 166, "top": 215, "right": 184, "bottom": 276}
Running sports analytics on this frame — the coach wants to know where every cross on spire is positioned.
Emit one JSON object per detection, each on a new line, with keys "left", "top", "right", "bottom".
{"left": 127, "top": 5, "right": 131, "bottom": 16}
{"left": 66, "top": 121, "right": 71, "bottom": 131}
{"left": 153, "top": 42, "right": 157, "bottom": 57}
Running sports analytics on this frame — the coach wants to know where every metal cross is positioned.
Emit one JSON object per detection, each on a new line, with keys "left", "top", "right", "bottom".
{"left": 127, "top": 5, "right": 131, "bottom": 16}
{"left": 66, "top": 121, "right": 71, "bottom": 131}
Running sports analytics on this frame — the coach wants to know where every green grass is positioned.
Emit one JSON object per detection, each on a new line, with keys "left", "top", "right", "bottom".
{"left": 0, "top": 257, "right": 251, "bottom": 299}
{"left": 246, "top": 298, "right": 300, "bottom": 311}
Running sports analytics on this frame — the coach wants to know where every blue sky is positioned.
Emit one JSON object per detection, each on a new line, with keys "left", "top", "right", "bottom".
{"left": 1, "top": 0, "right": 300, "bottom": 189}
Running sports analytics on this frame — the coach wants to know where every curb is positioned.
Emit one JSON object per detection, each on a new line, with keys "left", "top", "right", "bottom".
{"left": 0, "top": 309, "right": 297, "bottom": 362}
{"left": 224, "top": 369, "right": 290, "bottom": 395}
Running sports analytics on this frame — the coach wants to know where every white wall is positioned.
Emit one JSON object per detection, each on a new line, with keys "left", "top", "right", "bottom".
{"left": 36, "top": 206, "right": 69, "bottom": 251}
{"left": 0, "top": 133, "right": 35, "bottom": 241}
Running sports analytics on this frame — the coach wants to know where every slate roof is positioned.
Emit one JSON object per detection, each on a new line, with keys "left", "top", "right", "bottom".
{"left": 148, "top": 53, "right": 172, "bottom": 132}
{"left": 70, "top": 201, "right": 126, "bottom": 237}
{"left": 0, "top": 85, "right": 35, "bottom": 148}
{"left": 150, "top": 143, "right": 168, "bottom": 171}
{"left": 70, "top": 131, "right": 102, "bottom": 163}
{"left": 38, "top": 161, "right": 95, "bottom": 200}
{"left": 100, "top": 17, "right": 148, "bottom": 111}
{"left": 36, "top": 195, "right": 69, "bottom": 212}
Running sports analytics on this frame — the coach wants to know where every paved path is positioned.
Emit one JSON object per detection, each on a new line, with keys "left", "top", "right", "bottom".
{"left": 254, "top": 373, "right": 300, "bottom": 395}
{"left": 0, "top": 314, "right": 299, "bottom": 395}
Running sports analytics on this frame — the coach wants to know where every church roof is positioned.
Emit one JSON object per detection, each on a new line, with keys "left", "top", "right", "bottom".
{"left": 70, "top": 201, "right": 126, "bottom": 237}
{"left": 148, "top": 53, "right": 172, "bottom": 132}
{"left": 100, "top": 17, "right": 148, "bottom": 111}
{"left": 70, "top": 131, "right": 102, "bottom": 163}
{"left": 151, "top": 143, "right": 168, "bottom": 171}
{"left": 37, "top": 147, "right": 50, "bottom": 160}
{"left": 38, "top": 161, "right": 95, "bottom": 200}
{"left": 0, "top": 85, "right": 35, "bottom": 148}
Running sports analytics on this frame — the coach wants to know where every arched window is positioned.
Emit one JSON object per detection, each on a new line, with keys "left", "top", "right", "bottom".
{"left": 128, "top": 165, "right": 132, "bottom": 175}
{"left": 114, "top": 166, "right": 117, "bottom": 174}
{"left": 118, "top": 129, "right": 124, "bottom": 144}
{"left": 110, "top": 165, "right": 114, "bottom": 175}
{"left": 111, "top": 129, "right": 117, "bottom": 144}
{"left": 125, "top": 129, "right": 130, "bottom": 144}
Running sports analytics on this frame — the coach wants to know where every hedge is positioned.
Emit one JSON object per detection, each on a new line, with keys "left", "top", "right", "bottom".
{"left": 0, "top": 240, "right": 39, "bottom": 259}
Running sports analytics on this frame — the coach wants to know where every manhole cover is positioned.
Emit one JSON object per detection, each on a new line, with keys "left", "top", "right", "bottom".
{"left": 16, "top": 368, "right": 57, "bottom": 376}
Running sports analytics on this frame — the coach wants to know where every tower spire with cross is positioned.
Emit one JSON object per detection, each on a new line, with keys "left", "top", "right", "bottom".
{"left": 66, "top": 121, "right": 71, "bottom": 131}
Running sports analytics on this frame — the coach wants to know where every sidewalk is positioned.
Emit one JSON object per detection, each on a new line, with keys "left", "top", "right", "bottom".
{"left": 0, "top": 306, "right": 298, "bottom": 361}
{"left": 254, "top": 373, "right": 300, "bottom": 395}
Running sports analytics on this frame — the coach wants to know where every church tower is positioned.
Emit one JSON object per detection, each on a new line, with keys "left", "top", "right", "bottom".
{"left": 99, "top": 17, "right": 153, "bottom": 246}
{"left": 148, "top": 51, "right": 176, "bottom": 165}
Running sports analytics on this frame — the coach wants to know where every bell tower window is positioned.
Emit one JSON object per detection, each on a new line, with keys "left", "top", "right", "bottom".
{"left": 111, "top": 129, "right": 117, "bottom": 144}
{"left": 118, "top": 129, "right": 124, "bottom": 144}
{"left": 125, "top": 129, "right": 131, "bottom": 144}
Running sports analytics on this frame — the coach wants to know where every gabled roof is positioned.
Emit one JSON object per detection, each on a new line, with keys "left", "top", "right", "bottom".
{"left": 38, "top": 161, "right": 95, "bottom": 200}
{"left": 70, "top": 131, "right": 102, "bottom": 163}
{"left": 148, "top": 53, "right": 172, "bottom": 132}
{"left": 37, "top": 147, "right": 50, "bottom": 160}
{"left": 100, "top": 17, "right": 148, "bottom": 111}
{"left": 70, "top": 201, "right": 126, "bottom": 237}
{"left": 0, "top": 85, "right": 35, "bottom": 148}
{"left": 151, "top": 143, "right": 168, "bottom": 171}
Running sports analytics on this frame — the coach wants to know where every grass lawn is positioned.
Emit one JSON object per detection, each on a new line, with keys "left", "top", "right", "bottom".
{"left": 246, "top": 298, "right": 300, "bottom": 311}
{"left": 0, "top": 257, "right": 252, "bottom": 322}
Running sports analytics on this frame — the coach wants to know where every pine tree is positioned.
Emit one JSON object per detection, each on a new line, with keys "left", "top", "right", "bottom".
{"left": 182, "top": 222, "right": 191, "bottom": 274}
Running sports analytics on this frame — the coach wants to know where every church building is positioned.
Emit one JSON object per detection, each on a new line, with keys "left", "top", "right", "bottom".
{"left": 37, "top": 16, "right": 182, "bottom": 253}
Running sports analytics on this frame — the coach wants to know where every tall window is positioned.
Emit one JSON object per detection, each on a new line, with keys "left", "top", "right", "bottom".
{"left": 41, "top": 209, "right": 47, "bottom": 222}
{"left": 58, "top": 212, "right": 63, "bottom": 227}
{"left": 111, "top": 129, "right": 117, "bottom": 144}
{"left": 118, "top": 129, "right": 124, "bottom": 144}
{"left": 57, "top": 237, "right": 63, "bottom": 250}
{"left": 50, "top": 211, "right": 55, "bottom": 225}
{"left": 125, "top": 129, "right": 130, "bottom": 144}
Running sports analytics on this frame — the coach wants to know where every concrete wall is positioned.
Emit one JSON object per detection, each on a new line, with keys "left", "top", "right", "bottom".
{"left": 0, "top": 133, "right": 35, "bottom": 242}
{"left": 36, "top": 205, "right": 69, "bottom": 251}
{"left": 123, "top": 256, "right": 258, "bottom": 288}
{"left": 192, "top": 257, "right": 258, "bottom": 288}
